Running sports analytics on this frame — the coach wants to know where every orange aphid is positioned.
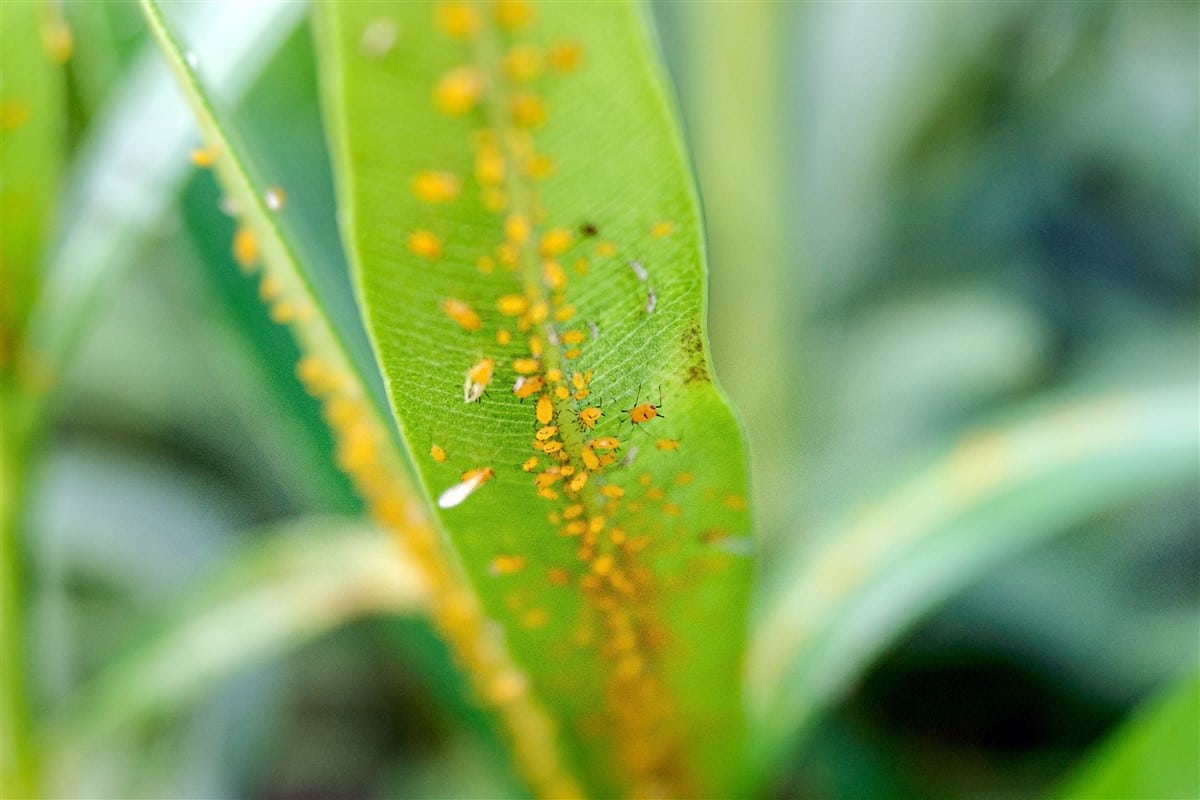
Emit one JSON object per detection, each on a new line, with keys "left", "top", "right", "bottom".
{"left": 233, "top": 226, "right": 259, "bottom": 270}
{"left": 513, "top": 374, "right": 545, "bottom": 400}
{"left": 495, "top": 0, "right": 533, "bottom": 29}
{"left": 589, "top": 436, "right": 620, "bottom": 451}
{"left": 656, "top": 438, "right": 681, "bottom": 451}
{"left": 545, "top": 368, "right": 563, "bottom": 383}
{"left": 434, "top": 66, "right": 483, "bottom": 115}
{"left": 563, "top": 348, "right": 582, "bottom": 360}
{"left": 535, "top": 425, "right": 558, "bottom": 441}
{"left": 599, "top": 484, "right": 624, "bottom": 499}
{"left": 496, "top": 329, "right": 513, "bottom": 345}
{"left": 441, "top": 298, "right": 482, "bottom": 332}
{"left": 190, "top": 147, "right": 216, "bottom": 168}
{"left": 536, "top": 440, "right": 563, "bottom": 455}
{"left": 512, "top": 358, "right": 540, "bottom": 375}
{"left": 430, "top": 444, "right": 447, "bottom": 462}
{"left": 536, "top": 393, "right": 554, "bottom": 425}
{"left": 625, "top": 388, "right": 663, "bottom": 425}
{"left": 650, "top": 220, "right": 675, "bottom": 238}
{"left": 554, "top": 385, "right": 571, "bottom": 400}
{"left": 566, "top": 472, "right": 588, "bottom": 493}
{"left": 561, "top": 330, "right": 586, "bottom": 346}
{"left": 435, "top": 1, "right": 480, "bottom": 38}
{"left": 407, "top": 230, "right": 442, "bottom": 259}
{"left": 554, "top": 304, "right": 576, "bottom": 322}
{"left": 510, "top": 91, "right": 547, "bottom": 128}
{"left": 489, "top": 554, "right": 527, "bottom": 575}
{"left": 412, "top": 171, "right": 461, "bottom": 202}
{"left": 437, "top": 467, "right": 494, "bottom": 508}
{"left": 548, "top": 40, "right": 584, "bottom": 72}
{"left": 541, "top": 259, "right": 567, "bottom": 290}
{"left": 497, "top": 294, "right": 529, "bottom": 317}
{"left": 503, "top": 43, "right": 542, "bottom": 82}
{"left": 463, "top": 358, "right": 494, "bottom": 403}
{"left": 504, "top": 213, "right": 531, "bottom": 244}
{"left": 577, "top": 406, "right": 602, "bottom": 430}
{"left": 546, "top": 567, "right": 571, "bottom": 586}
{"left": 539, "top": 228, "right": 573, "bottom": 257}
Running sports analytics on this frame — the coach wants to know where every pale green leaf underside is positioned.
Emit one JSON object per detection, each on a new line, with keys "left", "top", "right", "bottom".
{"left": 318, "top": 1, "right": 753, "bottom": 795}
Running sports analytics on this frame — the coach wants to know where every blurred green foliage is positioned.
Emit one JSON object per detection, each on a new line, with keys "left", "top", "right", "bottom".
{"left": 2, "top": 1, "right": 1196, "bottom": 798}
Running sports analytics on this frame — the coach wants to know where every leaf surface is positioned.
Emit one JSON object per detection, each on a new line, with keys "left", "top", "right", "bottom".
{"left": 317, "top": 2, "right": 754, "bottom": 795}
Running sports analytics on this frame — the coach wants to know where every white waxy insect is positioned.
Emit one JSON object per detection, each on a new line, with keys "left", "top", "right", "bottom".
{"left": 629, "top": 259, "right": 648, "bottom": 281}
{"left": 546, "top": 325, "right": 560, "bottom": 346}
{"left": 360, "top": 19, "right": 398, "bottom": 58}
{"left": 588, "top": 320, "right": 600, "bottom": 341}
{"left": 620, "top": 445, "right": 640, "bottom": 468}
{"left": 437, "top": 467, "right": 495, "bottom": 509}
{"left": 645, "top": 287, "right": 657, "bottom": 315}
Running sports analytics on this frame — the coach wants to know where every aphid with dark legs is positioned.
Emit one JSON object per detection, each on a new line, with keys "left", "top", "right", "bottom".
{"left": 622, "top": 385, "right": 664, "bottom": 430}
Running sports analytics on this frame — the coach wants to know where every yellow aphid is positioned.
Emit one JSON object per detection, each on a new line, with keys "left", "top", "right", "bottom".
{"left": 656, "top": 438, "right": 681, "bottom": 451}
{"left": 598, "top": 453, "right": 618, "bottom": 468}
{"left": 537, "top": 487, "right": 560, "bottom": 501}
{"left": 566, "top": 472, "right": 588, "bottom": 493}
{"left": 554, "top": 385, "right": 570, "bottom": 400}
{"left": 562, "top": 330, "right": 586, "bottom": 346}
{"left": 563, "top": 520, "right": 586, "bottom": 536}
{"left": 496, "top": 329, "right": 512, "bottom": 345}
{"left": 430, "top": 444, "right": 447, "bottom": 462}
{"left": 595, "top": 241, "right": 617, "bottom": 257}
{"left": 512, "top": 358, "right": 539, "bottom": 375}
{"left": 591, "top": 554, "right": 614, "bottom": 576}
{"left": 269, "top": 301, "right": 297, "bottom": 324}
{"left": 554, "top": 305, "right": 576, "bottom": 322}
{"left": 537, "top": 440, "right": 564, "bottom": 455}
{"left": 407, "top": 230, "right": 442, "bottom": 259}
{"left": 580, "top": 447, "right": 600, "bottom": 471}
{"left": 536, "top": 393, "right": 554, "bottom": 425}
{"left": 497, "top": 294, "right": 529, "bottom": 317}
{"left": 528, "top": 336, "right": 544, "bottom": 357}
{"left": 434, "top": 66, "right": 483, "bottom": 115}
{"left": 539, "top": 228, "right": 573, "bottom": 257}
{"left": 489, "top": 555, "right": 526, "bottom": 575}
{"left": 600, "top": 484, "right": 624, "bottom": 499}
{"left": 476, "top": 148, "right": 506, "bottom": 185}
{"left": 504, "top": 213, "right": 531, "bottom": 244}
{"left": 651, "top": 220, "right": 675, "bottom": 238}
{"left": 437, "top": 467, "right": 494, "bottom": 509}
{"left": 574, "top": 388, "right": 590, "bottom": 401}
{"left": 526, "top": 301, "right": 549, "bottom": 325}
{"left": 510, "top": 91, "right": 547, "bottom": 128}
{"left": 563, "top": 504, "right": 584, "bottom": 520}
{"left": 524, "top": 153, "right": 555, "bottom": 180}
{"left": 564, "top": 348, "right": 582, "bottom": 360}
{"left": 535, "top": 425, "right": 558, "bottom": 441}
{"left": 577, "top": 406, "right": 602, "bottom": 430}
{"left": 560, "top": 465, "right": 575, "bottom": 476}
{"left": 190, "top": 147, "right": 216, "bottom": 168}
{"left": 258, "top": 274, "right": 282, "bottom": 301}
{"left": 233, "top": 226, "right": 259, "bottom": 270}
{"left": 503, "top": 44, "right": 542, "bottom": 82}
{"left": 513, "top": 374, "right": 545, "bottom": 400}
{"left": 541, "top": 259, "right": 567, "bottom": 290}
{"left": 534, "top": 470, "right": 562, "bottom": 489}
{"left": 435, "top": 0, "right": 480, "bottom": 38}
{"left": 546, "top": 368, "right": 563, "bottom": 383}
{"left": 495, "top": 0, "right": 533, "bottom": 29}
{"left": 589, "top": 437, "right": 620, "bottom": 451}
{"left": 522, "top": 457, "right": 540, "bottom": 473}
{"left": 441, "top": 298, "right": 482, "bottom": 332}
{"left": 496, "top": 243, "right": 519, "bottom": 269}
{"left": 412, "top": 171, "right": 461, "bottom": 203}
{"left": 463, "top": 358, "right": 494, "bottom": 403}
{"left": 549, "top": 40, "right": 584, "bottom": 72}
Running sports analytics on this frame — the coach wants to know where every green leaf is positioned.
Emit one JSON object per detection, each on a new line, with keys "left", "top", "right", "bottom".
{"left": 750, "top": 384, "right": 1199, "bottom": 765}
{"left": 1053, "top": 667, "right": 1200, "bottom": 800}
{"left": 316, "top": 2, "right": 754, "bottom": 795}
{"left": 44, "top": 518, "right": 426, "bottom": 796}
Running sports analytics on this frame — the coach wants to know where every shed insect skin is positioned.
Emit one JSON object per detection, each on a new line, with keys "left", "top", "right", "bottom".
{"left": 628, "top": 259, "right": 648, "bottom": 281}
{"left": 437, "top": 467, "right": 495, "bottom": 509}
{"left": 463, "top": 358, "right": 494, "bottom": 403}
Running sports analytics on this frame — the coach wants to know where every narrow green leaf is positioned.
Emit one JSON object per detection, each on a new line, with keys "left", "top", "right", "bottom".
{"left": 750, "top": 384, "right": 1199, "bottom": 766}
{"left": 317, "top": 2, "right": 754, "bottom": 795}
{"left": 44, "top": 519, "right": 426, "bottom": 795}
{"left": 1054, "top": 667, "right": 1200, "bottom": 800}
{"left": 140, "top": 4, "right": 584, "bottom": 796}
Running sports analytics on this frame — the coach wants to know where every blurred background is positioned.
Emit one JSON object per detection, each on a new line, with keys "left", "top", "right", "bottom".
{"left": 7, "top": 1, "right": 1198, "bottom": 798}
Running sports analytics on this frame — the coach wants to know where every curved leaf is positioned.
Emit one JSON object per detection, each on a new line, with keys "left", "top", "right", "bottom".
{"left": 750, "top": 384, "right": 1198, "bottom": 766}
{"left": 317, "top": 2, "right": 754, "bottom": 795}
{"left": 43, "top": 519, "right": 426, "bottom": 797}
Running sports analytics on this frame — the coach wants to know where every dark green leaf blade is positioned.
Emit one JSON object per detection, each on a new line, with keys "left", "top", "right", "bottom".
{"left": 317, "top": 2, "right": 754, "bottom": 795}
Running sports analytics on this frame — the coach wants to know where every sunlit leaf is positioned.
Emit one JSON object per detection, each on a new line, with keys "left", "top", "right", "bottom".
{"left": 317, "top": 2, "right": 754, "bottom": 794}
{"left": 1053, "top": 667, "right": 1200, "bottom": 800}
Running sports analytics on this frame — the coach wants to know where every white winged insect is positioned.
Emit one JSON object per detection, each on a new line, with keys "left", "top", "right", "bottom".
{"left": 437, "top": 467, "right": 495, "bottom": 509}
